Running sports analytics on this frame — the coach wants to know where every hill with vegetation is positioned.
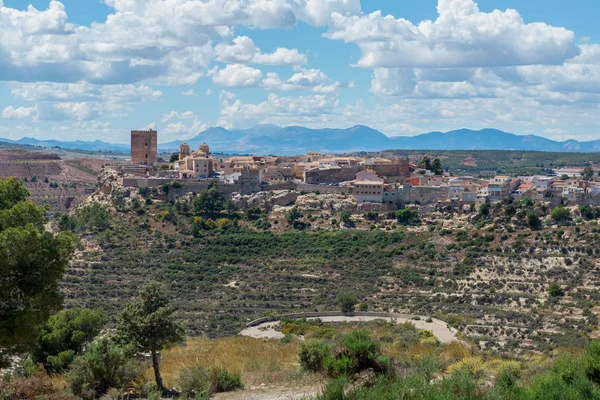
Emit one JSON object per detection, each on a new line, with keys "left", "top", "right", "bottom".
{"left": 3, "top": 177, "right": 600, "bottom": 398}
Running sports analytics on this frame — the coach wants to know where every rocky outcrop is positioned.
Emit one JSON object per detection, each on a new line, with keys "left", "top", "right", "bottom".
{"left": 230, "top": 190, "right": 299, "bottom": 210}
{"left": 272, "top": 193, "right": 395, "bottom": 214}
{"left": 97, "top": 167, "right": 122, "bottom": 195}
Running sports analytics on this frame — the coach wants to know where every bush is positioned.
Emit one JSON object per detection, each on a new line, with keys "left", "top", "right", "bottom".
{"left": 396, "top": 208, "right": 420, "bottom": 225}
{"left": 337, "top": 293, "right": 358, "bottom": 313}
{"left": 0, "top": 368, "right": 74, "bottom": 400}
{"left": 526, "top": 211, "right": 542, "bottom": 231}
{"left": 339, "top": 209, "right": 352, "bottom": 225}
{"left": 551, "top": 206, "right": 571, "bottom": 223}
{"left": 176, "top": 364, "right": 242, "bottom": 396}
{"left": 321, "top": 330, "right": 389, "bottom": 377}
{"left": 211, "top": 367, "right": 243, "bottom": 393}
{"left": 319, "top": 376, "right": 348, "bottom": 400}
{"left": 548, "top": 282, "right": 565, "bottom": 298}
{"left": 66, "top": 337, "right": 140, "bottom": 400}
{"left": 338, "top": 330, "right": 385, "bottom": 372}
{"left": 33, "top": 308, "right": 106, "bottom": 372}
{"left": 299, "top": 340, "right": 331, "bottom": 372}
{"left": 585, "top": 340, "right": 600, "bottom": 384}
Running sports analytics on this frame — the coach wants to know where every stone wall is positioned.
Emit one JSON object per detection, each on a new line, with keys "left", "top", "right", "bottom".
{"left": 304, "top": 165, "right": 360, "bottom": 184}
{"left": 297, "top": 183, "right": 352, "bottom": 194}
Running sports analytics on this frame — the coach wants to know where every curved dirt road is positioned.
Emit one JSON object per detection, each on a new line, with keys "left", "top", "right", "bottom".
{"left": 240, "top": 314, "right": 460, "bottom": 344}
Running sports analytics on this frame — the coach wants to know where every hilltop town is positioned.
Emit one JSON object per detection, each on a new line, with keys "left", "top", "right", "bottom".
{"left": 111, "top": 129, "right": 600, "bottom": 211}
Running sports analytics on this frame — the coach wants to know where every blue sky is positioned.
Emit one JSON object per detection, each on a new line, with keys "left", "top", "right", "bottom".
{"left": 0, "top": 0, "right": 599, "bottom": 144}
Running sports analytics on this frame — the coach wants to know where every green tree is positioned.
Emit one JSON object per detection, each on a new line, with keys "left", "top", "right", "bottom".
{"left": 66, "top": 337, "right": 140, "bottom": 399}
{"left": 550, "top": 206, "right": 570, "bottom": 223}
{"left": 419, "top": 156, "right": 432, "bottom": 171}
{"left": 33, "top": 308, "right": 106, "bottom": 372}
{"left": 337, "top": 292, "right": 358, "bottom": 313}
{"left": 116, "top": 281, "right": 185, "bottom": 393}
{"left": 548, "top": 282, "right": 565, "bottom": 298}
{"left": 526, "top": 211, "right": 542, "bottom": 231}
{"left": 560, "top": 174, "right": 569, "bottom": 181}
{"left": 479, "top": 202, "right": 490, "bottom": 217}
{"left": 286, "top": 206, "right": 302, "bottom": 227}
{"left": 396, "top": 208, "right": 419, "bottom": 225}
{"left": 579, "top": 205, "right": 596, "bottom": 220}
{"left": 224, "top": 199, "right": 237, "bottom": 215}
{"left": 74, "top": 203, "right": 110, "bottom": 232}
{"left": 193, "top": 187, "right": 225, "bottom": 215}
{"left": 582, "top": 166, "right": 594, "bottom": 181}
{"left": 339, "top": 209, "right": 352, "bottom": 225}
{"left": 169, "top": 152, "right": 179, "bottom": 162}
{"left": 431, "top": 158, "right": 443, "bottom": 175}
{"left": 0, "top": 177, "right": 29, "bottom": 210}
{"left": 0, "top": 178, "right": 75, "bottom": 366}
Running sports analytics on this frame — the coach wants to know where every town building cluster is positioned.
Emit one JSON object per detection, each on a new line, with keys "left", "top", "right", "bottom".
{"left": 125, "top": 130, "right": 600, "bottom": 207}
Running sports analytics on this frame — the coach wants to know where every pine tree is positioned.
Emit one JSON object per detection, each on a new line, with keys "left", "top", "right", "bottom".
{"left": 116, "top": 281, "right": 185, "bottom": 393}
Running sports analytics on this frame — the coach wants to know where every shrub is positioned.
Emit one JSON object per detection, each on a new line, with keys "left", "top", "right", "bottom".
{"left": 584, "top": 340, "right": 600, "bottom": 384}
{"left": 0, "top": 368, "right": 74, "bottom": 400}
{"left": 319, "top": 376, "right": 348, "bottom": 400}
{"left": 299, "top": 340, "right": 331, "bottom": 372}
{"left": 211, "top": 367, "right": 243, "bottom": 393}
{"left": 551, "top": 206, "right": 571, "bottom": 223}
{"left": 66, "top": 337, "right": 140, "bottom": 400}
{"left": 326, "top": 330, "right": 389, "bottom": 376}
{"left": 176, "top": 364, "right": 242, "bottom": 396}
{"left": 337, "top": 293, "right": 358, "bottom": 313}
{"left": 33, "top": 308, "right": 106, "bottom": 372}
{"left": 548, "top": 282, "right": 565, "bottom": 298}
{"left": 526, "top": 211, "right": 542, "bottom": 231}
{"left": 339, "top": 209, "right": 352, "bottom": 225}
{"left": 396, "top": 209, "right": 420, "bottom": 225}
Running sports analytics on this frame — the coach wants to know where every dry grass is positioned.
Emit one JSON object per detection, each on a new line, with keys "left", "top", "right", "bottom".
{"left": 155, "top": 336, "right": 315, "bottom": 389}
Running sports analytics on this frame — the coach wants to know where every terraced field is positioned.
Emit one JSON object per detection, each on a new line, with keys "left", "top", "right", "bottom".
{"left": 60, "top": 193, "right": 600, "bottom": 352}
{"left": 0, "top": 149, "right": 103, "bottom": 210}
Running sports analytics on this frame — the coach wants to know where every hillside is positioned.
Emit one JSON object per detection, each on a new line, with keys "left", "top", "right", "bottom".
{"left": 61, "top": 186, "right": 600, "bottom": 355}
{"left": 0, "top": 149, "right": 103, "bottom": 211}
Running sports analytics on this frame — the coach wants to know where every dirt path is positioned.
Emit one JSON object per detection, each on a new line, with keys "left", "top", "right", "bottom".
{"left": 213, "top": 385, "right": 319, "bottom": 400}
{"left": 240, "top": 315, "right": 460, "bottom": 344}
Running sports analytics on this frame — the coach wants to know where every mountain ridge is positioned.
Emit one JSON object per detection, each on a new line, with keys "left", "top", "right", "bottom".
{"left": 2, "top": 126, "right": 599, "bottom": 155}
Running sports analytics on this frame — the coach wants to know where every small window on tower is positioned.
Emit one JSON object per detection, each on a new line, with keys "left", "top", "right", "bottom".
{"left": 145, "top": 154, "right": 148, "bottom": 158}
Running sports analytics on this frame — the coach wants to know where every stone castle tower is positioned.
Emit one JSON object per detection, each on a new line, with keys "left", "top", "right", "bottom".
{"left": 131, "top": 129, "right": 157, "bottom": 165}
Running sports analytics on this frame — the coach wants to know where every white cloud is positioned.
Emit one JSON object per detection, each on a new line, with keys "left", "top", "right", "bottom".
{"left": 0, "top": 0, "right": 354, "bottom": 85}
{"left": 218, "top": 91, "right": 340, "bottom": 127}
{"left": 40, "top": 102, "right": 126, "bottom": 121}
{"left": 253, "top": 48, "right": 307, "bottom": 65}
{"left": 325, "top": 0, "right": 579, "bottom": 69}
{"left": 182, "top": 89, "right": 196, "bottom": 96}
{"left": 10, "top": 82, "right": 162, "bottom": 103}
{"left": 215, "top": 36, "right": 257, "bottom": 64}
{"left": 161, "top": 111, "right": 197, "bottom": 123}
{"left": 2, "top": 106, "right": 39, "bottom": 120}
{"left": 163, "top": 118, "right": 207, "bottom": 139}
{"left": 260, "top": 68, "right": 350, "bottom": 93}
{"left": 216, "top": 36, "right": 307, "bottom": 65}
{"left": 212, "top": 64, "right": 263, "bottom": 88}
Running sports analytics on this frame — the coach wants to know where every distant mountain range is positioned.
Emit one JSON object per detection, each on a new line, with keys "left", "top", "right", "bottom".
{"left": 2, "top": 126, "right": 600, "bottom": 155}
{"left": 160, "top": 125, "right": 600, "bottom": 155}
{"left": 0, "top": 137, "right": 130, "bottom": 153}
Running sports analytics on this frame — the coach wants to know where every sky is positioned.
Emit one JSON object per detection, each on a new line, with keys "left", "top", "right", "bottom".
{"left": 0, "top": 0, "right": 599, "bottom": 144}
